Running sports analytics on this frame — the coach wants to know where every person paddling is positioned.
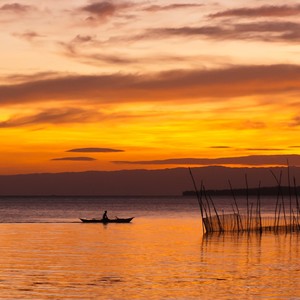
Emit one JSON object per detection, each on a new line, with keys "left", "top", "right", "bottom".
{"left": 102, "top": 210, "right": 109, "bottom": 221}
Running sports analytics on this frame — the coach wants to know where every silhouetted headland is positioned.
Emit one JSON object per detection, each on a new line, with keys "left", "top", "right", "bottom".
{"left": 1, "top": 166, "right": 300, "bottom": 196}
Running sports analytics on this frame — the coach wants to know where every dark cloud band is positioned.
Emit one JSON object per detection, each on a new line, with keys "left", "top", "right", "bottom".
{"left": 149, "top": 21, "right": 300, "bottom": 43}
{"left": 112, "top": 155, "right": 300, "bottom": 166}
{"left": 1, "top": 64, "right": 300, "bottom": 105}
{"left": 51, "top": 157, "right": 96, "bottom": 161}
{"left": 67, "top": 148, "right": 124, "bottom": 153}
{"left": 210, "top": 5, "right": 300, "bottom": 18}
{"left": 0, "top": 3, "right": 33, "bottom": 13}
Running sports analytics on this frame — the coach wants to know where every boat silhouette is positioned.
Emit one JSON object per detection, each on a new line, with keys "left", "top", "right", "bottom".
{"left": 80, "top": 217, "right": 134, "bottom": 223}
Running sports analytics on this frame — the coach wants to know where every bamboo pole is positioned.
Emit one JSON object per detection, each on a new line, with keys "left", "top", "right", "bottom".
{"left": 277, "top": 203, "right": 282, "bottom": 232}
{"left": 270, "top": 170, "right": 287, "bottom": 229}
{"left": 257, "top": 181, "right": 262, "bottom": 233}
{"left": 231, "top": 204, "right": 238, "bottom": 231}
{"left": 287, "top": 161, "right": 292, "bottom": 231}
{"left": 273, "top": 173, "right": 282, "bottom": 229}
{"left": 203, "top": 186, "right": 214, "bottom": 231}
{"left": 249, "top": 202, "right": 253, "bottom": 231}
{"left": 189, "top": 168, "right": 300, "bottom": 234}
{"left": 188, "top": 168, "right": 206, "bottom": 233}
{"left": 255, "top": 183, "right": 259, "bottom": 230}
{"left": 222, "top": 209, "right": 225, "bottom": 231}
{"left": 294, "top": 177, "right": 300, "bottom": 218}
{"left": 200, "top": 185, "right": 212, "bottom": 232}
{"left": 229, "top": 180, "right": 243, "bottom": 231}
{"left": 292, "top": 209, "right": 297, "bottom": 231}
{"left": 207, "top": 193, "right": 224, "bottom": 232}
{"left": 245, "top": 174, "right": 250, "bottom": 232}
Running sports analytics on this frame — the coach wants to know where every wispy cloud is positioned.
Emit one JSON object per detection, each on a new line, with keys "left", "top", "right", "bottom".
{"left": 0, "top": 3, "right": 34, "bottom": 14}
{"left": 245, "top": 148, "right": 285, "bottom": 151}
{"left": 13, "top": 30, "right": 44, "bottom": 41}
{"left": 51, "top": 157, "right": 96, "bottom": 161}
{"left": 67, "top": 148, "right": 124, "bottom": 153}
{"left": 210, "top": 5, "right": 300, "bottom": 18}
{"left": 59, "top": 34, "right": 136, "bottom": 65}
{"left": 62, "top": 34, "right": 97, "bottom": 54}
{"left": 143, "top": 3, "right": 203, "bottom": 12}
{"left": 112, "top": 155, "right": 300, "bottom": 166}
{"left": 0, "top": 108, "right": 100, "bottom": 127}
{"left": 3, "top": 72, "right": 61, "bottom": 84}
{"left": 289, "top": 116, "right": 300, "bottom": 127}
{"left": 82, "top": 1, "right": 116, "bottom": 18}
{"left": 59, "top": 33, "right": 221, "bottom": 67}
{"left": 0, "top": 64, "right": 299, "bottom": 105}
{"left": 79, "top": 1, "right": 134, "bottom": 22}
{"left": 209, "top": 146, "right": 232, "bottom": 149}
{"left": 67, "top": 50, "right": 136, "bottom": 65}
{"left": 80, "top": 53, "right": 136, "bottom": 65}
{"left": 71, "top": 34, "right": 96, "bottom": 44}
{"left": 149, "top": 21, "right": 300, "bottom": 42}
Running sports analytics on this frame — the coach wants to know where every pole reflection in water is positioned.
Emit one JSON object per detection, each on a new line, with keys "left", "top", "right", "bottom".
{"left": 200, "top": 232, "right": 300, "bottom": 298}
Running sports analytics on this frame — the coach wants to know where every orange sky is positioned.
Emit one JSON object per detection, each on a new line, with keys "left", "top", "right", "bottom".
{"left": 1, "top": 0, "right": 300, "bottom": 174}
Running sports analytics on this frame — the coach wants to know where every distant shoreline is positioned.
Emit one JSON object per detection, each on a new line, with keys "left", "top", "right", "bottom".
{"left": 0, "top": 195, "right": 183, "bottom": 198}
{"left": 0, "top": 185, "right": 297, "bottom": 197}
{"left": 0, "top": 166, "right": 299, "bottom": 196}
{"left": 182, "top": 186, "right": 300, "bottom": 197}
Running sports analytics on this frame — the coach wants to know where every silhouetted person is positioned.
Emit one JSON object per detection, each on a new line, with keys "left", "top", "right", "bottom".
{"left": 102, "top": 210, "right": 108, "bottom": 221}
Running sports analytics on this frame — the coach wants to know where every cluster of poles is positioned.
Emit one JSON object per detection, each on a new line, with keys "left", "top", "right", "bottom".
{"left": 189, "top": 166, "right": 300, "bottom": 234}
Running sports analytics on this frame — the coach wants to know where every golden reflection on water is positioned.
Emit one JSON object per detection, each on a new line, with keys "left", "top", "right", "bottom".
{"left": 0, "top": 219, "right": 299, "bottom": 299}
{"left": 201, "top": 233, "right": 300, "bottom": 298}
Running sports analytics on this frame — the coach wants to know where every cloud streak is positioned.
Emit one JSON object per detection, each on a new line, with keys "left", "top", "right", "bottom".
{"left": 81, "top": 1, "right": 116, "bottom": 20}
{"left": 79, "top": 1, "right": 133, "bottom": 22}
{"left": 245, "top": 148, "right": 285, "bottom": 151}
{"left": 67, "top": 148, "right": 124, "bottom": 153}
{"left": 149, "top": 21, "right": 300, "bottom": 42}
{"left": 112, "top": 155, "right": 300, "bottom": 166}
{"left": 210, "top": 5, "right": 300, "bottom": 18}
{"left": 0, "top": 3, "right": 34, "bottom": 14}
{"left": 3, "top": 72, "right": 60, "bottom": 84}
{"left": 209, "top": 146, "right": 232, "bottom": 149}
{"left": 0, "top": 64, "right": 300, "bottom": 105}
{"left": 143, "top": 3, "right": 203, "bottom": 12}
{"left": 51, "top": 157, "right": 96, "bottom": 161}
{"left": 13, "top": 30, "right": 44, "bottom": 41}
{"left": 59, "top": 34, "right": 137, "bottom": 66}
{"left": 59, "top": 35, "right": 218, "bottom": 67}
{"left": 289, "top": 116, "right": 300, "bottom": 127}
{"left": 0, "top": 108, "right": 100, "bottom": 127}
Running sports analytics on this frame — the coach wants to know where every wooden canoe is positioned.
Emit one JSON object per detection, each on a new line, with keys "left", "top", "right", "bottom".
{"left": 80, "top": 217, "right": 134, "bottom": 223}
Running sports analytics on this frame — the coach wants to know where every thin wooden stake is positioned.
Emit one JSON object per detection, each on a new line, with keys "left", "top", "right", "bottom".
{"left": 257, "top": 181, "right": 262, "bottom": 233}
{"left": 245, "top": 174, "right": 250, "bottom": 232}
{"left": 229, "top": 180, "right": 243, "bottom": 231}
{"left": 249, "top": 202, "right": 253, "bottom": 231}
{"left": 287, "top": 160, "right": 292, "bottom": 231}
{"left": 270, "top": 169, "right": 287, "bottom": 229}
{"left": 294, "top": 177, "right": 300, "bottom": 219}
{"left": 188, "top": 168, "right": 206, "bottom": 233}
{"left": 208, "top": 193, "right": 224, "bottom": 232}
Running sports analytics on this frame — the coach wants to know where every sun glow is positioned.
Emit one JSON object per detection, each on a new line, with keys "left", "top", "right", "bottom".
{"left": 0, "top": 0, "right": 300, "bottom": 174}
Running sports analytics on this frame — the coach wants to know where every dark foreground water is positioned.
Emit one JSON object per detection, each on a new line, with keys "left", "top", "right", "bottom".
{"left": 0, "top": 196, "right": 299, "bottom": 299}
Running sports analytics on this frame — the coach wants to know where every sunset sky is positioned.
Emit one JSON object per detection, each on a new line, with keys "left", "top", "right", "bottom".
{"left": 1, "top": 0, "right": 300, "bottom": 174}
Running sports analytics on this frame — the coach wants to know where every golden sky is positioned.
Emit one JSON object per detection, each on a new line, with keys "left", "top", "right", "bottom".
{"left": 1, "top": 0, "right": 300, "bottom": 174}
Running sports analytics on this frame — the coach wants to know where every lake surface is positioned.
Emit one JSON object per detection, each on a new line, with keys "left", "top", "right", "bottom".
{"left": 0, "top": 196, "right": 299, "bottom": 299}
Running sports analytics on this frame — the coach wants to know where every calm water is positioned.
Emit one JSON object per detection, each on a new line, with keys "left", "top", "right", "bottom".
{"left": 0, "top": 196, "right": 299, "bottom": 299}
